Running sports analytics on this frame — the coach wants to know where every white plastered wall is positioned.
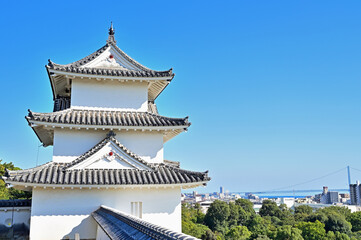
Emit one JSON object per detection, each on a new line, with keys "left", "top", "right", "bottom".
{"left": 96, "top": 225, "right": 110, "bottom": 240}
{"left": 30, "top": 187, "right": 181, "bottom": 240}
{"left": 52, "top": 129, "right": 164, "bottom": 163}
{"left": 71, "top": 79, "right": 148, "bottom": 111}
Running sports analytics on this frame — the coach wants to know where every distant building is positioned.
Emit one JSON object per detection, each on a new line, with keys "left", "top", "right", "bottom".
{"left": 340, "top": 193, "right": 350, "bottom": 198}
{"left": 350, "top": 181, "right": 361, "bottom": 205}
{"left": 247, "top": 193, "right": 259, "bottom": 200}
{"left": 319, "top": 186, "right": 339, "bottom": 204}
{"left": 323, "top": 186, "right": 328, "bottom": 195}
{"left": 314, "top": 194, "right": 322, "bottom": 203}
{"left": 327, "top": 192, "right": 339, "bottom": 204}
{"left": 220, "top": 186, "right": 224, "bottom": 194}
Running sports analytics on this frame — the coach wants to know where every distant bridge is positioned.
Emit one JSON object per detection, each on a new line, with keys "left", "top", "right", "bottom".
{"left": 232, "top": 189, "right": 349, "bottom": 196}
{"left": 229, "top": 166, "right": 361, "bottom": 196}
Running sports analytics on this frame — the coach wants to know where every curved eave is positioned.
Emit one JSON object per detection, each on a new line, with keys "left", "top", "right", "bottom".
{"left": 27, "top": 120, "right": 190, "bottom": 147}
{"left": 46, "top": 66, "right": 174, "bottom": 101}
{"left": 4, "top": 181, "right": 209, "bottom": 192}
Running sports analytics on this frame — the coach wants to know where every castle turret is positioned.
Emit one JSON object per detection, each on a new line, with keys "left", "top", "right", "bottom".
{"left": 4, "top": 25, "right": 210, "bottom": 240}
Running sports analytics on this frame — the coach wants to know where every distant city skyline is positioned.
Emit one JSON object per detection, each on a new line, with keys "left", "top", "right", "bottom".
{"left": 1, "top": 1, "right": 361, "bottom": 193}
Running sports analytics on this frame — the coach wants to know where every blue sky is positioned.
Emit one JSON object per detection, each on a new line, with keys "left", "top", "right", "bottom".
{"left": 0, "top": 1, "right": 360, "bottom": 193}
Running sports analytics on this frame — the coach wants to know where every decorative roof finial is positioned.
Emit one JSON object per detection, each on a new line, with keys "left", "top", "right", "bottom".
{"left": 107, "top": 22, "right": 116, "bottom": 45}
{"left": 109, "top": 22, "right": 115, "bottom": 36}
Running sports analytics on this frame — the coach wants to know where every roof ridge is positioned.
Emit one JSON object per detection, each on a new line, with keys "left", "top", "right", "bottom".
{"left": 63, "top": 132, "right": 154, "bottom": 170}
{"left": 47, "top": 42, "right": 173, "bottom": 74}
{"left": 48, "top": 44, "right": 109, "bottom": 68}
{"left": 92, "top": 205, "right": 199, "bottom": 240}
{"left": 109, "top": 42, "right": 151, "bottom": 72}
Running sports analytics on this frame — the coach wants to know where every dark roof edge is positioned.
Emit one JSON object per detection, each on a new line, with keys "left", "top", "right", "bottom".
{"left": 26, "top": 109, "right": 191, "bottom": 125}
{"left": 25, "top": 115, "right": 48, "bottom": 147}
{"left": 92, "top": 205, "right": 199, "bottom": 240}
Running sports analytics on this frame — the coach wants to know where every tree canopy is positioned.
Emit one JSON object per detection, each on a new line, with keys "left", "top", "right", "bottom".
{"left": 0, "top": 160, "right": 31, "bottom": 200}
{"left": 183, "top": 199, "right": 361, "bottom": 240}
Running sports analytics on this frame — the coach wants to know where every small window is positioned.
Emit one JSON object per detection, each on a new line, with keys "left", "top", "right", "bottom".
{"left": 131, "top": 202, "right": 142, "bottom": 218}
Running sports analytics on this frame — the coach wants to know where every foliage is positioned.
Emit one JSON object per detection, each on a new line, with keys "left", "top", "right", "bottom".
{"left": 273, "top": 225, "right": 303, "bottom": 240}
{"left": 296, "top": 220, "right": 326, "bottom": 240}
{"left": 204, "top": 200, "right": 230, "bottom": 233}
{"left": 0, "top": 160, "right": 31, "bottom": 200}
{"left": 247, "top": 214, "right": 271, "bottom": 238}
{"left": 318, "top": 206, "right": 352, "bottom": 220}
{"left": 311, "top": 207, "right": 352, "bottom": 234}
{"left": 235, "top": 198, "right": 255, "bottom": 215}
{"left": 348, "top": 212, "right": 361, "bottom": 232}
{"left": 225, "top": 225, "right": 251, "bottom": 240}
{"left": 228, "top": 202, "right": 240, "bottom": 227}
{"left": 323, "top": 212, "right": 351, "bottom": 235}
{"left": 201, "top": 229, "right": 218, "bottom": 240}
{"left": 182, "top": 199, "right": 361, "bottom": 240}
{"left": 182, "top": 203, "right": 212, "bottom": 238}
{"left": 259, "top": 200, "right": 282, "bottom": 218}
{"left": 295, "top": 205, "right": 313, "bottom": 215}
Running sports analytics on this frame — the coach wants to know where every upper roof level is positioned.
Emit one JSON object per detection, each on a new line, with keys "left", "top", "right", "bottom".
{"left": 47, "top": 24, "right": 174, "bottom": 101}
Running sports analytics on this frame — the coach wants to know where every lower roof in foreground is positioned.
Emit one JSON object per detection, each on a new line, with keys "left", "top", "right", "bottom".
{"left": 92, "top": 205, "right": 198, "bottom": 240}
{"left": 3, "top": 162, "right": 210, "bottom": 190}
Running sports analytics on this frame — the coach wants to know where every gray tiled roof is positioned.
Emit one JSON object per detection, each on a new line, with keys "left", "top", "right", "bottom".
{"left": 47, "top": 62, "right": 173, "bottom": 78}
{"left": 4, "top": 131, "right": 209, "bottom": 186}
{"left": 0, "top": 199, "right": 31, "bottom": 208}
{"left": 47, "top": 42, "right": 174, "bottom": 78}
{"left": 92, "top": 206, "right": 199, "bottom": 240}
{"left": 4, "top": 162, "right": 209, "bottom": 186}
{"left": 27, "top": 109, "right": 190, "bottom": 128}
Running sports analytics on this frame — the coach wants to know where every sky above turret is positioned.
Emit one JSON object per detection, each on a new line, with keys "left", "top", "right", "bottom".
{"left": 0, "top": 1, "right": 360, "bottom": 193}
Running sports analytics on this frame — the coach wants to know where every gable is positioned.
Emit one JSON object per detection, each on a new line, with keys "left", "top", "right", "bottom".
{"left": 68, "top": 141, "right": 152, "bottom": 171}
{"left": 82, "top": 46, "right": 142, "bottom": 71}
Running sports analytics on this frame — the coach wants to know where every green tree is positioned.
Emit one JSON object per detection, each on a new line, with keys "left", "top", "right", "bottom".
{"left": 295, "top": 205, "right": 313, "bottom": 215}
{"left": 259, "top": 200, "right": 282, "bottom": 218}
{"left": 325, "top": 231, "right": 350, "bottom": 240}
{"left": 349, "top": 212, "right": 361, "bottom": 232}
{"left": 204, "top": 200, "right": 230, "bottom": 233}
{"left": 201, "top": 229, "right": 217, "bottom": 240}
{"left": 274, "top": 225, "right": 304, "bottom": 240}
{"left": 235, "top": 198, "right": 255, "bottom": 215}
{"left": 306, "top": 212, "right": 328, "bottom": 224}
{"left": 296, "top": 220, "right": 326, "bottom": 240}
{"left": 228, "top": 202, "right": 240, "bottom": 227}
{"left": 278, "top": 204, "right": 295, "bottom": 225}
{"left": 0, "top": 160, "right": 31, "bottom": 200}
{"left": 182, "top": 203, "right": 212, "bottom": 238}
{"left": 334, "top": 231, "right": 350, "bottom": 240}
{"left": 323, "top": 212, "right": 351, "bottom": 235}
{"left": 235, "top": 198, "right": 254, "bottom": 225}
{"left": 225, "top": 226, "right": 251, "bottom": 240}
{"left": 255, "top": 235, "right": 271, "bottom": 240}
{"left": 318, "top": 207, "right": 352, "bottom": 221}
{"left": 247, "top": 215, "right": 271, "bottom": 238}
